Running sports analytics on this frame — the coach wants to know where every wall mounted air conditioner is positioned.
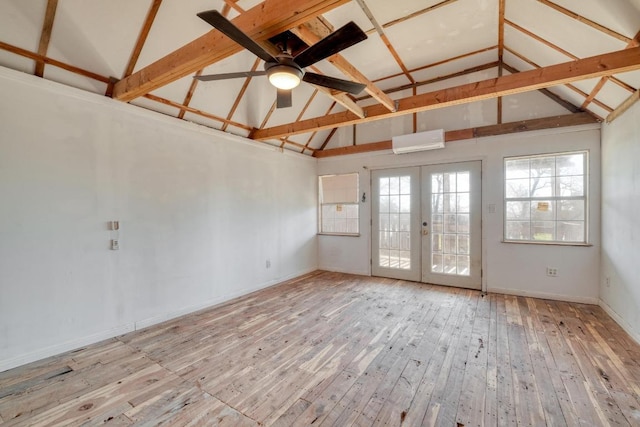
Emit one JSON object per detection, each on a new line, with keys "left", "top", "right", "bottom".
{"left": 391, "top": 129, "right": 445, "bottom": 154}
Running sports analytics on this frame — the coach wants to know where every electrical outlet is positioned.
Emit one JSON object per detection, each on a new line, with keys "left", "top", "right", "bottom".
{"left": 546, "top": 267, "right": 558, "bottom": 277}
{"left": 111, "top": 239, "right": 119, "bottom": 250}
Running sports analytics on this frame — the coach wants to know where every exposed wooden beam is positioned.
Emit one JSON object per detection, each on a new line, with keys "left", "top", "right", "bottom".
{"left": 314, "top": 113, "right": 598, "bottom": 157}
{"left": 606, "top": 90, "right": 640, "bottom": 123}
{"left": 143, "top": 93, "right": 252, "bottom": 131}
{"left": 222, "top": 0, "right": 245, "bottom": 15}
{"left": 581, "top": 30, "right": 640, "bottom": 110}
{"left": 251, "top": 47, "right": 640, "bottom": 140}
{"left": 374, "top": 45, "right": 498, "bottom": 83}
{"left": 501, "top": 63, "right": 583, "bottom": 113}
{"left": 504, "top": 46, "right": 611, "bottom": 116}
{"left": 123, "top": 0, "right": 162, "bottom": 78}
{"left": 378, "top": 0, "right": 458, "bottom": 31}
{"left": 537, "top": 0, "right": 632, "bottom": 44}
{"left": 359, "top": 62, "right": 499, "bottom": 101}
{"left": 312, "top": 84, "right": 364, "bottom": 118}
{"left": 498, "top": 0, "right": 506, "bottom": 61}
{"left": 314, "top": 126, "right": 339, "bottom": 154}
{"left": 112, "top": 0, "right": 350, "bottom": 101}
{"left": 292, "top": 21, "right": 395, "bottom": 111}
{"left": 178, "top": 69, "right": 202, "bottom": 119}
{"left": 222, "top": 58, "right": 261, "bottom": 132}
{"left": 0, "top": 40, "right": 110, "bottom": 83}
{"left": 34, "top": 0, "right": 58, "bottom": 78}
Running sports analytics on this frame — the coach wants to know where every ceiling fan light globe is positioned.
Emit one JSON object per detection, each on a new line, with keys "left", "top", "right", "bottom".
{"left": 267, "top": 65, "right": 302, "bottom": 90}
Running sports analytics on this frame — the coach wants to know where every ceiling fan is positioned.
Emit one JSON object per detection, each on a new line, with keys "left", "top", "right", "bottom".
{"left": 195, "top": 10, "right": 368, "bottom": 108}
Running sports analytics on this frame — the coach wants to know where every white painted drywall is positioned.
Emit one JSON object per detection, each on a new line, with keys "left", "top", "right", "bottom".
{"left": 0, "top": 67, "right": 318, "bottom": 371}
{"left": 318, "top": 125, "right": 601, "bottom": 304}
{"left": 600, "top": 101, "right": 640, "bottom": 343}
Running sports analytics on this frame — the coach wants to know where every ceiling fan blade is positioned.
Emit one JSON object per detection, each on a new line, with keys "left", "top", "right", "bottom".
{"left": 303, "top": 72, "right": 366, "bottom": 95}
{"left": 277, "top": 89, "right": 292, "bottom": 108}
{"left": 293, "top": 21, "right": 367, "bottom": 68}
{"left": 197, "top": 10, "right": 276, "bottom": 63}
{"left": 195, "top": 71, "right": 267, "bottom": 81}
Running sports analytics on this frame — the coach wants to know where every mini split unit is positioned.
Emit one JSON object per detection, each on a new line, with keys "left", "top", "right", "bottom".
{"left": 391, "top": 129, "right": 445, "bottom": 154}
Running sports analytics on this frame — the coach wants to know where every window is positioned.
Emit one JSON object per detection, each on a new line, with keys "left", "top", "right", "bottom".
{"left": 319, "top": 173, "right": 359, "bottom": 235}
{"left": 504, "top": 151, "right": 588, "bottom": 244}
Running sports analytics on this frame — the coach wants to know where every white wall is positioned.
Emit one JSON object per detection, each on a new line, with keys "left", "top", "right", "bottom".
{"left": 318, "top": 125, "right": 601, "bottom": 303}
{"left": 601, "top": 102, "right": 640, "bottom": 343}
{"left": 0, "top": 67, "right": 318, "bottom": 371}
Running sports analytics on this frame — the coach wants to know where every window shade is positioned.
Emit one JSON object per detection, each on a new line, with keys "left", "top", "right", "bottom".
{"left": 320, "top": 173, "right": 358, "bottom": 204}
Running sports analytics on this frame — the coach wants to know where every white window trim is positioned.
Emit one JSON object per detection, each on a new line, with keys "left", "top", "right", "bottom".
{"left": 503, "top": 150, "right": 589, "bottom": 246}
{"left": 318, "top": 173, "right": 360, "bottom": 236}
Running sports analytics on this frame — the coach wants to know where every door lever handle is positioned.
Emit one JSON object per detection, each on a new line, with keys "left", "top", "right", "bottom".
{"left": 422, "top": 229, "right": 429, "bottom": 236}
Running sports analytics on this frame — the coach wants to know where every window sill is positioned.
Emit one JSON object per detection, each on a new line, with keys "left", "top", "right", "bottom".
{"left": 502, "top": 240, "right": 592, "bottom": 247}
{"left": 318, "top": 233, "right": 361, "bottom": 237}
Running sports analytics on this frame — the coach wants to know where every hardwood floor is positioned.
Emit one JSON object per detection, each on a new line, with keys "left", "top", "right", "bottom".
{"left": 1, "top": 271, "right": 640, "bottom": 426}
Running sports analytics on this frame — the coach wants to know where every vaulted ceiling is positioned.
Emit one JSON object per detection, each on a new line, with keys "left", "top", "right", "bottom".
{"left": 1, "top": 0, "right": 639, "bottom": 157}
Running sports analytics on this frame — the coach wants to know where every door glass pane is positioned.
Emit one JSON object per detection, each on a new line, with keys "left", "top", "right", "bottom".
{"left": 430, "top": 170, "right": 471, "bottom": 276}
{"left": 378, "top": 175, "right": 411, "bottom": 270}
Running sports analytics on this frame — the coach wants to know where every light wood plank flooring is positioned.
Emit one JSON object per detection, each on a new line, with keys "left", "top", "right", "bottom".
{"left": 1, "top": 271, "right": 640, "bottom": 426}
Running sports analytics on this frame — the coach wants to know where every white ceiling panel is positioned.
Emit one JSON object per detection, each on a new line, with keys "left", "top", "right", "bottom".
{"left": 504, "top": 25, "right": 572, "bottom": 67}
{"left": 181, "top": 111, "right": 223, "bottom": 131}
{"left": 48, "top": 0, "right": 150, "bottom": 79}
{"left": 615, "top": 69, "right": 640, "bottom": 89}
{"left": 131, "top": 96, "right": 181, "bottom": 118}
{"left": 0, "top": 52, "right": 35, "bottom": 74}
{"left": 322, "top": 2, "right": 372, "bottom": 33}
{"left": 551, "top": 0, "right": 640, "bottom": 40}
{"left": 410, "top": 48, "right": 499, "bottom": 83}
{"left": 365, "top": 0, "right": 452, "bottom": 27}
{"left": 370, "top": 74, "right": 413, "bottom": 92}
{"left": 335, "top": 34, "right": 404, "bottom": 81}
{"left": 417, "top": 99, "right": 498, "bottom": 132}
{"left": 507, "top": 0, "right": 627, "bottom": 59}
{"left": 0, "top": 0, "right": 45, "bottom": 52}
{"left": 502, "top": 90, "right": 574, "bottom": 123}
{"left": 384, "top": 0, "right": 498, "bottom": 71}
{"left": 596, "top": 79, "right": 636, "bottom": 111}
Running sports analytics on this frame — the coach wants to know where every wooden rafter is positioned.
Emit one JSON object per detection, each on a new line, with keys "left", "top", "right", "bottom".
{"left": 537, "top": 0, "right": 632, "bottom": 44}
{"left": 375, "top": 0, "right": 458, "bottom": 32}
{"left": 317, "top": 127, "right": 339, "bottom": 152}
{"left": 581, "top": 30, "right": 640, "bottom": 110}
{"left": 501, "top": 63, "right": 584, "bottom": 114}
{"left": 222, "top": 58, "right": 261, "bottom": 132}
{"left": 143, "top": 93, "right": 251, "bottom": 131}
{"left": 251, "top": 47, "right": 640, "bottom": 140}
{"left": 504, "top": 46, "right": 611, "bottom": 115}
{"left": 0, "top": 40, "right": 110, "bottom": 83}
{"left": 606, "top": 90, "right": 640, "bottom": 123}
{"left": 314, "top": 113, "right": 598, "bottom": 157}
{"left": 34, "top": 0, "right": 58, "bottom": 78}
{"left": 506, "top": 19, "right": 634, "bottom": 94}
{"left": 280, "top": 89, "right": 319, "bottom": 149}
{"left": 123, "top": 0, "right": 162, "bottom": 78}
{"left": 354, "top": 0, "right": 415, "bottom": 85}
{"left": 303, "top": 101, "right": 337, "bottom": 154}
{"left": 177, "top": 69, "right": 202, "bottom": 120}
{"left": 374, "top": 46, "right": 498, "bottom": 83}
{"left": 292, "top": 20, "right": 395, "bottom": 112}
{"left": 357, "top": 62, "right": 499, "bottom": 101}
{"left": 112, "top": 0, "right": 350, "bottom": 102}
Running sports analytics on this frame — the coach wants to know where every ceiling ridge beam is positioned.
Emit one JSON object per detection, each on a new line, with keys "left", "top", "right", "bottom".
{"left": 251, "top": 46, "right": 640, "bottom": 140}
{"left": 314, "top": 113, "right": 598, "bottom": 157}
{"left": 112, "top": 0, "right": 350, "bottom": 102}
{"left": 34, "top": 0, "right": 59, "bottom": 78}
{"left": 536, "top": 0, "right": 632, "bottom": 44}
{"left": 123, "top": 0, "right": 163, "bottom": 78}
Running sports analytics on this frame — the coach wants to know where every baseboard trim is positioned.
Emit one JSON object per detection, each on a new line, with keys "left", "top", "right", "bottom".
{"left": 599, "top": 300, "right": 640, "bottom": 345}
{"left": 319, "top": 266, "right": 371, "bottom": 276}
{"left": 0, "top": 268, "right": 316, "bottom": 373}
{"left": 488, "top": 287, "right": 599, "bottom": 305}
{"left": 0, "top": 324, "right": 135, "bottom": 373}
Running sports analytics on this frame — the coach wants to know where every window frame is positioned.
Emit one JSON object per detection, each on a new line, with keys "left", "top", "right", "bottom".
{"left": 503, "top": 150, "right": 589, "bottom": 246}
{"left": 318, "top": 172, "right": 360, "bottom": 236}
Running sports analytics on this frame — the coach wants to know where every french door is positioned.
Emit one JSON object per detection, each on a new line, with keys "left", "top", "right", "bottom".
{"left": 372, "top": 161, "right": 482, "bottom": 290}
